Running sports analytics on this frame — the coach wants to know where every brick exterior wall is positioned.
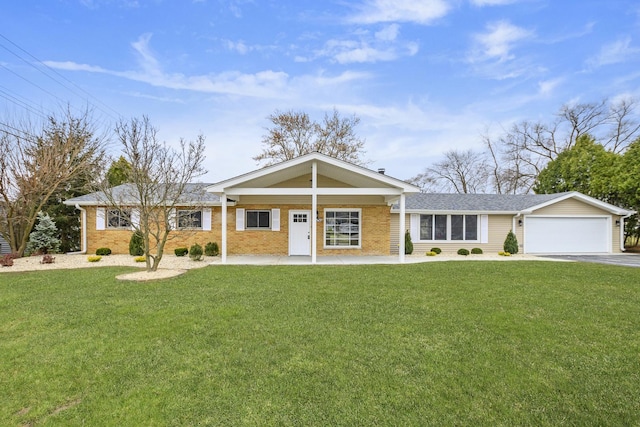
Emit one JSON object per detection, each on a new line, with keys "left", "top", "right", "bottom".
{"left": 84, "top": 207, "right": 222, "bottom": 255}
{"left": 84, "top": 204, "right": 391, "bottom": 256}
{"left": 228, "top": 204, "right": 390, "bottom": 256}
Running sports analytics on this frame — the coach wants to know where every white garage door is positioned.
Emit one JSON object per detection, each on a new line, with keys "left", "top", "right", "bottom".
{"left": 525, "top": 217, "right": 610, "bottom": 254}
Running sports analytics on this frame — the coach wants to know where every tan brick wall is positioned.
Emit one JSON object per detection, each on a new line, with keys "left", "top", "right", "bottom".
{"left": 84, "top": 207, "right": 222, "bottom": 255}
{"left": 83, "top": 204, "right": 391, "bottom": 256}
{"left": 228, "top": 204, "right": 391, "bottom": 256}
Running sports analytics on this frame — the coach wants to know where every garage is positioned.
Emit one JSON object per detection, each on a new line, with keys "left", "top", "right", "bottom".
{"left": 524, "top": 216, "right": 610, "bottom": 254}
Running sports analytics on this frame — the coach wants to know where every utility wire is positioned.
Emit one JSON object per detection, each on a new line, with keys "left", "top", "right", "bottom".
{"left": 0, "top": 32, "right": 122, "bottom": 121}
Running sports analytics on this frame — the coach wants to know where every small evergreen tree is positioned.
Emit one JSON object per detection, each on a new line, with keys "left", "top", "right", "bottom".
{"left": 503, "top": 230, "right": 519, "bottom": 254}
{"left": 189, "top": 243, "right": 203, "bottom": 261}
{"left": 129, "top": 231, "right": 145, "bottom": 256}
{"left": 26, "top": 211, "right": 61, "bottom": 254}
{"left": 205, "top": 241, "right": 219, "bottom": 256}
{"left": 404, "top": 230, "right": 414, "bottom": 255}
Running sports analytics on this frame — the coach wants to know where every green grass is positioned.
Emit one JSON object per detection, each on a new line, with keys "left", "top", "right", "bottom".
{"left": 1, "top": 262, "right": 639, "bottom": 426}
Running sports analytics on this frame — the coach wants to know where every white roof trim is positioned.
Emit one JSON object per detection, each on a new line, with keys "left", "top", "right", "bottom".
{"left": 525, "top": 191, "right": 634, "bottom": 216}
{"left": 206, "top": 152, "right": 420, "bottom": 194}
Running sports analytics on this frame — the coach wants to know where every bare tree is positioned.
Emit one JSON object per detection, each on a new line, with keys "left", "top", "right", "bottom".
{"left": 410, "top": 149, "right": 489, "bottom": 194}
{"left": 605, "top": 98, "right": 640, "bottom": 152}
{"left": 481, "top": 97, "right": 640, "bottom": 194}
{"left": 0, "top": 109, "right": 106, "bottom": 256}
{"left": 101, "top": 116, "right": 206, "bottom": 272}
{"left": 254, "top": 108, "right": 367, "bottom": 166}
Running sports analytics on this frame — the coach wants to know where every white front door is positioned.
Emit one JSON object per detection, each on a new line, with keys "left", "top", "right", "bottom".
{"left": 289, "top": 210, "right": 311, "bottom": 256}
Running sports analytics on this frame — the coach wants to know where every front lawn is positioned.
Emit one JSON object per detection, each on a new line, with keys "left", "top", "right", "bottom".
{"left": 1, "top": 262, "right": 639, "bottom": 425}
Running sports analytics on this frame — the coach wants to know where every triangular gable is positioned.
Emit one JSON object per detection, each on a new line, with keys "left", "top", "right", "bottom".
{"left": 206, "top": 152, "right": 420, "bottom": 194}
{"left": 524, "top": 191, "right": 634, "bottom": 216}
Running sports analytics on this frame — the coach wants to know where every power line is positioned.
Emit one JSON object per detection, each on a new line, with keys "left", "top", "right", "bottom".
{"left": 0, "top": 32, "right": 123, "bottom": 121}
{"left": 0, "top": 84, "right": 48, "bottom": 118}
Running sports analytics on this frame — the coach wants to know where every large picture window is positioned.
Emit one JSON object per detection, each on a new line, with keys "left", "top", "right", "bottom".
{"left": 177, "top": 209, "right": 203, "bottom": 229}
{"left": 325, "top": 209, "right": 361, "bottom": 248}
{"left": 419, "top": 214, "right": 478, "bottom": 241}
{"left": 107, "top": 209, "right": 131, "bottom": 229}
{"left": 246, "top": 210, "right": 271, "bottom": 229}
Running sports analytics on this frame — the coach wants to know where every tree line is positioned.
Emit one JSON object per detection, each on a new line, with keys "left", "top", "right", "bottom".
{"left": 1, "top": 101, "right": 638, "bottom": 270}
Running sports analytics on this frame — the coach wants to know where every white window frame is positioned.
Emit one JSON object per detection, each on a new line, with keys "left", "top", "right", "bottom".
{"left": 417, "top": 214, "right": 480, "bottom": 242}
{"left": 246, "top": 210, "right": 271, "bottom": 230}
{"left": 324, "top": 208, "right": 362, "bottom": 249}
{"left": 106, "top": 209, "right": 131, "bottom": 229}
{"left": 177, "top": 209, "right": 203, "bottom": 230}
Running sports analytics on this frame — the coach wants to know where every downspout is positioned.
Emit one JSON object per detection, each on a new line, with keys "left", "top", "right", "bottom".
{"left": 69, "top": 204, "right": 87, "bottom": 254}
{"left": 620, "top": 214, "right": 633, "bottom": 252}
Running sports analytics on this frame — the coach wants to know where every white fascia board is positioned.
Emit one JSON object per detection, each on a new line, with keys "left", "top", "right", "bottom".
{"left": 206, "top": 152, "right": 421, "bottom": 194}
{"left": 527, "top": 191, "right": 634, "bottom": 215}
{"left": 391, "top": 208, "right": 520, "bottom": 215}
{"left": 224, "top": 187, "right": 403, "bottom": 196}
{"left": 63, "top": 200, "right": 224, "bottom": 207}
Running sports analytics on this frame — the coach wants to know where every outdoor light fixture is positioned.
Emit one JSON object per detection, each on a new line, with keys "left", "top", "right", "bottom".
{"left": 616, "top": 219, "right": 621, "bottom": 227}
{"left": 518, "top": 219, "right": 523, "bottom": 226}
{"left": 316, "top": 210, "right": 323, "bottom": 222}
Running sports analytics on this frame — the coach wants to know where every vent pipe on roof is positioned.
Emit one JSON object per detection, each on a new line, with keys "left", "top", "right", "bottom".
{"left": 377, "top": 168, "right": 386, "bottom": 174}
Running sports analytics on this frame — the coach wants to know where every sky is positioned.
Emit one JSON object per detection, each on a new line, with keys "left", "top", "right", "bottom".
{"left": 1, "top": 0, "right": 640, "bottom": 183}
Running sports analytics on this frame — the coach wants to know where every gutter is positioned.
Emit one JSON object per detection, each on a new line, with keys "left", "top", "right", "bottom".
{"left": 67, "top": 204, "right": 87, "bottom": 254}
{"left": 619, "top": 213, "right": 633, "bottom": 252}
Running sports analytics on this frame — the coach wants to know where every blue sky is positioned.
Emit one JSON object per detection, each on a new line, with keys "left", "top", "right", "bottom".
{"left": 2, "top": 0, "right": 640, "bottom": 182}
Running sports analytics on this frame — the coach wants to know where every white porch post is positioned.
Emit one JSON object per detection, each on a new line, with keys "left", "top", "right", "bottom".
{"left": 311, "top": 160, "right": 318, "bottom": 264}
{"left": 221, "top": 193, "right": 227, "bottom": 263}
{"left": 399, "top": 193, "right": 406, "bottom": 263}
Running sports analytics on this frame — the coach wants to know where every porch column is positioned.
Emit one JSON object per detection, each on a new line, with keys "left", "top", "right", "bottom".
{"left": 311, "top": 160, "right": 318, "bottom": 264}
{"left": 221, "top": 193, "right": 227, "bottom": 263}
{"left": 399, "top": 193, "right": 406, "bottom": 263}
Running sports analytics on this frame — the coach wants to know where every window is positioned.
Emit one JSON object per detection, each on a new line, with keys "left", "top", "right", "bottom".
{"left": 246, "top": 210, "right": 271, "bottom": 229}
{"left": 325, "top": 209, "right": 360, "bottom": 248}
{"left": 177, "top": 209, "right": 202, "bottom": 229}
{"left": 420, "top": 214, "right": 447, "bottom": 240}
{"left": 419, "top": 214, "right": 478, "bottom": 241}
{"left": 107, "top": 209, "right": 131, "bottom": 229}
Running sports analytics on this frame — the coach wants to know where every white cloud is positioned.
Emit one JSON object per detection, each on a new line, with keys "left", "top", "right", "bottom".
{"left": 587, "top": 36, "right": 640, "bottom": 68}
{"left": 375, "top": 24, "right": 400, "bottom": 41}
{"left": 302, "top": 26, "right": 418, "bottom": 64}
{"left": 470, "top": 21, "right": 533, "bottom": 62}
{"left": 44, "top": 33, "right": 369, "bottom": 99}
{"left": 350, "top": 0, "right": 450, "bottom": 25}
{"left": 469, "top": 0, "right": 517, "bottom": 6}
{"left": 537, "top": 77, "right": 564, "bottom": 97}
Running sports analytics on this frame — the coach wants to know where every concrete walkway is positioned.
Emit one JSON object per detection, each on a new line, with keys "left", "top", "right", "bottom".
{"left": 209, "top": 254, "right": 547, "bottom": 265}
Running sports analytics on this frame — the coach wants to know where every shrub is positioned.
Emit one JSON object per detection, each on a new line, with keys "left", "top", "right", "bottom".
{"left": 87, "top": 255, "right": 102, "bottom": 262}
{"left": 205, "top": 241, "right": 219, "bottom": 257}
{"left": 457, "top": 248, "right": 470, "bottom": 256}
{"left": 189, "top": 243, "right": 203, "bottom": 261}
{"left": 134, "top": 256, "right": 146, "bottom": 263}
{"left": 426, "top": 251, "right": 437, "bottom": 256}
{"left": 498, "top": 251, "right": 511, "bottom": 257}
{"left": 96, "top": 247, "right": 112, "bottom": 256}
{"left": 430, "top": 247, "right": 442, "bottom": 254}
{"left": 471, "top": 248, "right": 483, "bottom": 254}
{"left": 40, "top": 254, "right": 56, "bottom": 264}
{"left": 129, "top": 231, "right": 144, "bottom": 256}
{"left": 175, "top": 247, "right": 189, "bottom": 257}
{"left": 404, "top": 230, "right": 413, "bottom": 255}
{"left": 503, "top": 230, "right": 519, "bottom": 254}
{"left": 0, "top": 253, "right": 16, "bottom": 267}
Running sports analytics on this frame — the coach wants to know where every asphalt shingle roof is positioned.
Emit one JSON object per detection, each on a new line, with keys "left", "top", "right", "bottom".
{"left": 402, "top": 192, "right": 571, "bottom": 212}
{"left": 65, "top": 183, "right": 220, "bottom": 205}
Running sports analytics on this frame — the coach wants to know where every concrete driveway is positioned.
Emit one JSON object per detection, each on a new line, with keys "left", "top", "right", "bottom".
{"left": 540, "top": 253, "right": 640, "bottom": 268}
